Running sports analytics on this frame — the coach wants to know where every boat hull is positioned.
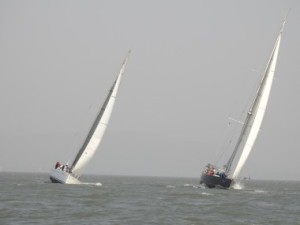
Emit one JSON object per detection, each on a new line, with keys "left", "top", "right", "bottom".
{"left": 49, "top": 169, "right": 81, "bottom": 184}
{"left": 200, "top": 174, "right": 232, "bottom": 189}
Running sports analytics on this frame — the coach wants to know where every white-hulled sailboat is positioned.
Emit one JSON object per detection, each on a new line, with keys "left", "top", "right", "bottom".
{"left": 200, "top": 19, "right": 286, "bottom": 189}
{"left": 49, "top": 52, "right": 130, "bottom": 184}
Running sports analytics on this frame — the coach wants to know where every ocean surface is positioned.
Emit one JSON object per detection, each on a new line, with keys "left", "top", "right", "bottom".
{"left": 0, "top": 172, "right": 299, "bottom": 225}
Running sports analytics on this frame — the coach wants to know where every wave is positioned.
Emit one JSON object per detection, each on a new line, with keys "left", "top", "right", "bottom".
{"left": 79, "top": 182, "right": 102, "bottom": 186}
{"left": 184, "top": 184, "right": 203, "bottom": 189}
{"left": 201, "top": 192, "right": 213, "bottom": 196}
{"left": 232, "top": 182, "right": 244, "bottom": 190}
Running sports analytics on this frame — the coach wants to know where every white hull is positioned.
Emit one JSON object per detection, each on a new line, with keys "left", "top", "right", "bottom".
{"left": 49, "top": 169, "right": 81, "bottom": 184}
{"left": 49, "top": 52, "right": 130, "bottom": 184}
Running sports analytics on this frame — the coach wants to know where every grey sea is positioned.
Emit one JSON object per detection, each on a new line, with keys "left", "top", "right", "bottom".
{"left": 0, "top": 172, "right": 299, "bottom": 225}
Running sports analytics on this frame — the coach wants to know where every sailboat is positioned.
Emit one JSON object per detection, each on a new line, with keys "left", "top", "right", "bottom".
{"left": 49, "top": 51, "right": 130, "bottom": 184}
{"left": 200, "top": 19, "right": 286, "bottom": 189}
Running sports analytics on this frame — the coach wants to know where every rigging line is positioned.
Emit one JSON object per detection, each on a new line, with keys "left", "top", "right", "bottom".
{"left": 220, "top": 90, "right": 254, "bottom": 174}
{"left": 67, "top": 104, "right": 96, "bottom": 164}
{"left": 213, "top": 117, "right": 238, "bottom": 165}
{"left": 233, "top": 68, "right": 264, "bottom": 130}
{"left": 228, "top": 117, "right": 244, "bottom": 125}
{"left": 226, "top": 68, "right": 260, "bottom": 123}
{"left": 214, "top": 73, "right": 257, "bottom": 167}
{"left": 214, "top": 114, "right": 246, "bottom": 168}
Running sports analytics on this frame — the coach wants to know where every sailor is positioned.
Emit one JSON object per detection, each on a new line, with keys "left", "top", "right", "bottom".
{"left": 207, "top": 168, "right": 214, "bottom": 176}
{"left": 55, "top": 162, "right": 61, "bottom": 169}
{"left": 65, "top": 165, "right": 69, "bottom": 173}
{"left": 213, "top": 168, "right": 218, "bottom": 175}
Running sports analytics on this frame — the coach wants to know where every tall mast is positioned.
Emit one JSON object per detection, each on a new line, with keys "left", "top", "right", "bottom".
{"left": 225, "top": 19, "right": 286, "bottom": 176}
{"left": 70, "top": 51, "right": 130, "bottom": 176}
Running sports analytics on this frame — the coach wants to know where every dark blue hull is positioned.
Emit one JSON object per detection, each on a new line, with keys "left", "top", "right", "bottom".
{"left": 200, "top": 174, "right": 232, "bottom": 189}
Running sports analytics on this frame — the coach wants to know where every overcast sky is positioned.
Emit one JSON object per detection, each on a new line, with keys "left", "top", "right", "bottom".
{"left": 1, "top": 0, "right": 299, "bottom": 181}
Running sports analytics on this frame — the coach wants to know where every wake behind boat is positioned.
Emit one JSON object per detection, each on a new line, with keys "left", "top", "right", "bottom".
{"left": 200, "top": 18, "right": 286, "bottom": 189}
{"left": 49, "top": 52, "right": 130, "bottom": 184}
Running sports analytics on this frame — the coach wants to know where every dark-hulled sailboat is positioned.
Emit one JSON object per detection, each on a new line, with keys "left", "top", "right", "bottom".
{"left": 200, "top": 19, "right": 286, "bottom": 189}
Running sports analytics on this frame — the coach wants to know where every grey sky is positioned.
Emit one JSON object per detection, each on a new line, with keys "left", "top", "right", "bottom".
{"left": 1, "top": 0, "right": 299, "bottom": 180}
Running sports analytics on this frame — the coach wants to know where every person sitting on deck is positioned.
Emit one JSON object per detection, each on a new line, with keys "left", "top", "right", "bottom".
{"left": 63, "top": 164, "right": 70, "bottom": 173}
{"left": 207, "top": 167, "right": 214, "bottom": 176}
{"left": 55, "top": 162, "right": 61, "bottom": 169}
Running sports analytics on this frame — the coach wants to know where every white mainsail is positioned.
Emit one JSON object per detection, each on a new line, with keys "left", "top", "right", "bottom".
{"left": 230, "top": 21, "right": 286, "bottom": 179}
{"left": 70, "top": 52, "right": 130, "bottom": 177}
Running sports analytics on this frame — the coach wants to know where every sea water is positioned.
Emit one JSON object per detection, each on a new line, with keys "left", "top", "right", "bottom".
{"left": 0, "top": 172, "right": 299, "bottom": 225}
